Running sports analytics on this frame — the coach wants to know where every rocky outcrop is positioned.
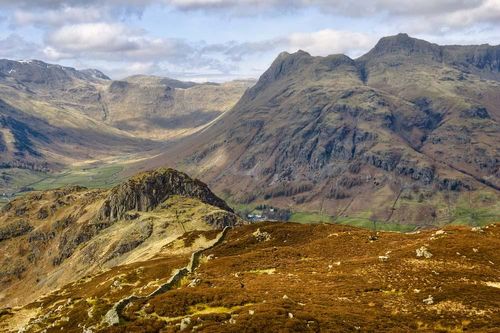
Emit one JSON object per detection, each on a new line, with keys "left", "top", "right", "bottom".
{"left": 97, "top": 168, "right": 233, "bottom": 222}
{"left": 0, "top": 220, "right": 32, "bottom": 242}
{"left": 202, "top": 211, "right": 240, "bottom": 229}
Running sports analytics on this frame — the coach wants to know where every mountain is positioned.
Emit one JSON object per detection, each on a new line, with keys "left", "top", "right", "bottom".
{"left": 102, "top": 75, "right": 255, "bottom": 140}
{"left": 0, "top": 59, "right": 252, "bottom": 196}
{"left": 132, "top": 34, "right": 500, "bottom": 227}
{"left": 0, "top": 59, "right": 253, "bottom": 141}
{"left": 0, "top": 168, "right": 241, "bottom": 308}
{"left": 0, "top": 59, "right": 158, "bottom": 172}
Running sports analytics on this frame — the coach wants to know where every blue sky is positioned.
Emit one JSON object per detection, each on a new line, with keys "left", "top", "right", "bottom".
{"left": 0, "top": 1, "right": 499, "bottom": 81}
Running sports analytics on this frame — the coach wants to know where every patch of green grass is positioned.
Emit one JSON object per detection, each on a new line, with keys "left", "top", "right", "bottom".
{"left": 0, "top": 197, "right": 8, "bottom": 208}
{"left": 0, "top": 168, "right": 49, "bottom": 192}
{"left": 290, "top": 212, "right": 333, "bottom": 224}
{"left": 334, "top": 216, "right": 418, "bottom": 232}
{"left": 31, "top": 165, "right": 124, "bottom": 191}
{"left": 290, "top": 211, "right": 418, "bottom": 232}
{"left": 451, "top": 207, "right": 500, "bottom": 227}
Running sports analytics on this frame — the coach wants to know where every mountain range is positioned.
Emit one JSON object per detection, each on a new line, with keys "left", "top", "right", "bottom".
{"left": 131, "top": 33, "right": 500, "bottom": 227}
{"left": 0, "top": 33, "right": 499, "bottom": 227}
{"left": 0, "top": 59, "right": 252, "bottom": 172}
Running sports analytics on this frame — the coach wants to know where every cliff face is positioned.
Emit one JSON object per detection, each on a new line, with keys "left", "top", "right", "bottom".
{"left": 97, "top": 168, "right": 233, "bottom": 222}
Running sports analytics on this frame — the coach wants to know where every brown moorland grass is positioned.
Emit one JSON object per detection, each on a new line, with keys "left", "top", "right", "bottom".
{"left": 2, "top": 222, "right": 499, "bottom": 332}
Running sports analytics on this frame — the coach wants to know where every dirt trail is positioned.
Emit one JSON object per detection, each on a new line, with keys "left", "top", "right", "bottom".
{"left": 102, "top": 226, "right": 231, "bottom": 326}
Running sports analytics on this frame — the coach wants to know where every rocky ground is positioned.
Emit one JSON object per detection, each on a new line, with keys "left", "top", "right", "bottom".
{"left": 1, "top": 221, "right": 498, "bottom": 332}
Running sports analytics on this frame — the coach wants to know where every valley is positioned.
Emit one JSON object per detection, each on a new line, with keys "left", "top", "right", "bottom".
{"left": 125, "top": 34, "right": 500, "bottom": 229}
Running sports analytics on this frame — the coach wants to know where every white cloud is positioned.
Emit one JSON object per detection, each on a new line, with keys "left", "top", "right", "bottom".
{"left": 287, "top": 30, "right": 375, "bottom": 58}
{"left": 434, "top": 0, "right": 500, "bottom": 28}
{"left": 13, "top": 6, "right": 103, "bottom": 27}
{"left": 44, "top": 22, "right": 201, "bottom": 66}
{"left": 46, "top": 23, "right": 140, "bottom": 53}
{"left": 42, "top": 46, "right": 71, "bottom": 60}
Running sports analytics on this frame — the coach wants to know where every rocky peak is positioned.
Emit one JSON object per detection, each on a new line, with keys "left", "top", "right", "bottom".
{"left": 80, "top": 68, "right": 111, "bottom": 80}
{"left": 244, "top": 50, "right": 313, "bottom": 99}
{"left": 97, "top": 168, "right": 233, "bottom": 221}
{"left": 259, "top": 50, "right": 312, "bottom": 83}
{"left": 0, "top": 59, "right": 110, "bottom": 86}
{"left": 362, "top": 33, "right": 443, "bottom": 60}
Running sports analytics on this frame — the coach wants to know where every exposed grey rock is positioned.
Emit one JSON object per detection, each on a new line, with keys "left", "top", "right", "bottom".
{"left": 97, "top": 168, "right": 233, "bottom": 222}
{"left": 180, "top": 317, "right": 191, "bottom": 331}
{"left": 416, "top": 246, "right": 433, "bottom": 259}
{"left": 0, "top": 219, "right": 32, "bottom": 241}
{"left": 253, "top": 228, "right": 271, "bottom": 242}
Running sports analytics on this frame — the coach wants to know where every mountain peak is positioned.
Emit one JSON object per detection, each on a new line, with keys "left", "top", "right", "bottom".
{"left": 251, "top": 49, "right": 313, "bottom": 90}
{"left": 97, "top": 168, "right": 233, "bottom": 221}
{"left": 80, "top": 68, "right": 111, "bottom": 80}
{"left": 363, "top": 33, "right": 442, "bottom": 60}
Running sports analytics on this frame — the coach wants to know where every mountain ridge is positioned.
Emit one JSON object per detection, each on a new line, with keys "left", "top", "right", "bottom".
{"left": 131, "top": 33, "right": 499, "bottom": 226}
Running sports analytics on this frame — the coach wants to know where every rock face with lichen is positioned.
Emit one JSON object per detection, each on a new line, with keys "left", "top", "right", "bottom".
{"left": 97, "top": 168, "right": 233, "bottom": 222}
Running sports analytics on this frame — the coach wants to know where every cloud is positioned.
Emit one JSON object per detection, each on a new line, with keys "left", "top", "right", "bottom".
{"left": 0, "top": 0, "right": 152, "bottom": 9}
{"left": 161, "top": 0, "right": 489, "bottom": 18}
{"left": 44, "top": 22, "right": 201, "bottom": 63}
{"left": 0, "top": 34, "right": 42, "bottom": 59}
{"left": 46, "top": 23, "right": 141, "bottom": 53}
{"left": 13, "top": 6, "right": 104, "bottom": 27}
{"left": 0, "top": 0, "right": 490, "bottom": 17}
{"left": 287, "top": 30, "right": 375, "bottom": 58}
{"left": 3, "top": 1, "right": 497, "bottom": 35}
{"left": 431, "top": 0, "right": 500, "bottom": 28}
{"left": 42, "top": 22, "right": 233, "bottom": 74}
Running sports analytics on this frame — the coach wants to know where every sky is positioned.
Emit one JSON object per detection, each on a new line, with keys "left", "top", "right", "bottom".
{"left": 0, "top": 0, "right": 499, "bottom": 81}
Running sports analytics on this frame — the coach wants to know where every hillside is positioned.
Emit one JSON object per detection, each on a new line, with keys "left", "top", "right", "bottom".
{"left": 0, "top": 59, "right": 252, "bottom": 197}
{"left": 134, "top": 34, "right": 500, "bottom": 227}
{"left": 0, "top": 59, "right": 154, "bottom": 172}
{"left": 1, "top": 219, "right": 499, "bottom": 332}
{"left": 0, "top": 168, "right": 241, "bottom": 309}
{"left": 103, "top": 76, "right": 255, "bottom": 140}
